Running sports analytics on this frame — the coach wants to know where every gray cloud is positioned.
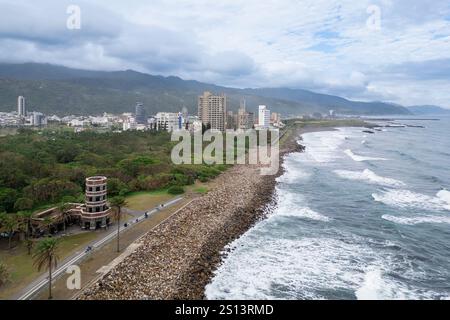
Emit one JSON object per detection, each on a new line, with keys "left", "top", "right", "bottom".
{"left": 0, "top": 1, "right": 122, "bottom": 45}
{"left": 379, "top": 59, "right": 450, "bottom": 81}
{"left": 0, "top": 0, "right": 449, "bottom": 108}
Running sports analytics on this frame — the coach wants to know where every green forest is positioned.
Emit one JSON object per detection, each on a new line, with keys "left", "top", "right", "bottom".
{"left": 0, "top": 128, "right": 227, "bottom": 214}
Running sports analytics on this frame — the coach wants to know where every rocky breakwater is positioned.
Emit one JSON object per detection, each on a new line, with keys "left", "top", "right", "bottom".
{"left": 79, "top": 134, "right": 304, "bottom": 300}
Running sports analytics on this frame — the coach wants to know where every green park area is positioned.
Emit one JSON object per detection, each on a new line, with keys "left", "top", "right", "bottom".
{"left": 0, "top": 128, "right": 227, "bottom": 216}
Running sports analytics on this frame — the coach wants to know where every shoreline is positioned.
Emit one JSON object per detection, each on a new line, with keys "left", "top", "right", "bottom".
{"left": 79, "top": 122, "right": 371, "bottom": 300}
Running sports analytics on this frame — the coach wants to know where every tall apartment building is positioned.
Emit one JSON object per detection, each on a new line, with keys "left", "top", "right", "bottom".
{"left": 227, "top": 110, "right": 237, "bottom": 129}
{"left": 198, "top": 91, "right": 227, "bottom": 131}
{"left": 18, "top": 96, "right": 26, "bottom": 116}
{"left": 237, "top": 100, "right": 254, "bottom": 130}
{"left": 135, "top": 102, "right": 146, "bottom": 124}
{"left": 258, "top": 105, "right": 270, "bottom": 129}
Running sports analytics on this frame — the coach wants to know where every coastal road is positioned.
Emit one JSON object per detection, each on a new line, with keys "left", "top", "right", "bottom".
{"left": 16, "top": 196, "right": 183, "bottom": 300}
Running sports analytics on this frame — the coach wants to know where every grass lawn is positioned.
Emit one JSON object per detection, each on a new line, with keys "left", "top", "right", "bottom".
{"left": 124, "top": 189, "right": 175, "bottom": 211}
{"left": 0, "top": 231, "right": 98, "bottom": 299}
{"left": 185, "top": 180, "right": 210, "bottom": 194}
{"left": 193, "top": 186, "right": 208, "bottom": 194}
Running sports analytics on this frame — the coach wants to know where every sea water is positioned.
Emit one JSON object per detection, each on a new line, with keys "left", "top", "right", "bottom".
{"left": 206, "top": 117, "right": 450, "bottom": 300}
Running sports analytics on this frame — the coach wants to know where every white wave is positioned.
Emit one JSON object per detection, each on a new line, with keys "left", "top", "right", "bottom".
{"left": 344, "top": 149, "right": 388, "bottom": 162}
{"left": 273, "top": 189, "right": 330, "bottom": 222}
{"left": 382, "top": 214, "right": 450, "bottom": 225}
{"left": 300, "top": 131, "right": 349, "bottom": 163}
{"left": 361, "top": 140, "right": 367, "bottom": 145}
{"left": 276, "top": 170, "right": 310, "bottom": 184}
{"left": 334, "top": 169, "right": 405, "bottom": 187}
{"left": 373, "top": 189, "right": 450, "bottom": 211}
{"left": 355, "top": 267, "right": 420, "bottom": 300}
{"left": 437, "top": 190, "right": 450, "bottom": 210}
{"left": 206, "top": 237, "right": 375, "bottom": 300}
{"left": 206, "top": 235, "right": 441, "bottom": 300}
{"left": 295, "top": 207, "right": 331, "bottom": 222}
{"left": 276, "top": 156, "right": 311, "bottom": 183}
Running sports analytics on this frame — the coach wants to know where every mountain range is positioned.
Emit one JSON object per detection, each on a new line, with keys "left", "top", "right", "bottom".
{"left": 407, "top": 105, "right": 450, "bottom": 115}
{"left": 0, "top": 63, "right": 415, "bottom": 116}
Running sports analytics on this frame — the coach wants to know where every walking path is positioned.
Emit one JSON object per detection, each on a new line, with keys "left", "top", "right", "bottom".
{"left": 16, "top": 196, "right": 183, "bottom": 300}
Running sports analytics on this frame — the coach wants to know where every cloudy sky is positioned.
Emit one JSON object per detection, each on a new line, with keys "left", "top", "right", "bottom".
{"left": 1, "top": 0, "right": 449, "bottom": 108}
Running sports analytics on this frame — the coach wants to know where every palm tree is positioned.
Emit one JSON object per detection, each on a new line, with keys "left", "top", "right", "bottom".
{"left": 110, "top": 196, "right": 127, "bottom": 253}
{"left": 18, "top": 211, "right": 35, "bottom": 255}
{"left": 24, "top": 238, "right": 35, "bottom": 256}
{"left": 58, "top": 203, "right": 71, "bottom": 233}
{"left": 33, "top": 237, "right": 59, "bottom": 299}
{"left": 18, "top": 211, "right": 34, "bottom": 240}
{"left": 0, "top": 213, "right": 19, "bottom": 249}
{"left": 41, "top": 217, "right": 53, "bottom": 236}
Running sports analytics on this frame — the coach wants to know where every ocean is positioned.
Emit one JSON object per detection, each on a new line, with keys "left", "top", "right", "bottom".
{"left": 205, "top": 117, "right": 450, "bottom": 300}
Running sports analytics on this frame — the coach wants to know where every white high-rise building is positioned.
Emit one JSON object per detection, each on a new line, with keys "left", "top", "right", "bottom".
{"left": 258, "top": 105, "right": 270, "bottom": 129}
{"left": 18, "top": 96, "right": 26, "bottom": 116}
{"left": 30, "top": 112, "right": 46, "bottom": 126}
{"left": 156, "top": 112, "right": 180, "bottom": 132}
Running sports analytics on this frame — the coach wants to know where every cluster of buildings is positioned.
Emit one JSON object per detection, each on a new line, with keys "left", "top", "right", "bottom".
{"left": 1, "top": 93, "right": 284, "bottom": 132}
{"left": 120, "top": 92, "right": 283, "bottom": 133}
{"left": 196, "top": 91, "right": 283, "bottom": 132}
{"left": 0, "top": 96, "right": 48, "bottom": 127}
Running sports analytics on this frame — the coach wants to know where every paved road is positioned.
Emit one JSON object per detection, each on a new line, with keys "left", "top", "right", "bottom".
{"left": 16, "top": 196, "right": 183, "bottom": 300}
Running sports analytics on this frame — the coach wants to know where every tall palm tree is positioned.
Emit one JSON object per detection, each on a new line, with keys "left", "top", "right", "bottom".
{"left": 110, "top": 196, "right": 127, "bottom": 253}
{"left": 0, "top": 213, "right": 19, "bottom": 249}
{"left": 18, "top": 211, "right": 35, "bottom": 255}
{"left": 58, "top": 203, "right": 71, "bottom": 232}
{"left": 24, "top": 238, "right": 35, "bottom": 256}
{"left": 33, "top": 237, "right": 59, "bottom": 299}
{"left": 18, "top": 211, "right": 34, "bottom": 240}
{"left": 41, "top": 217, "right": 53, "bottom": 236}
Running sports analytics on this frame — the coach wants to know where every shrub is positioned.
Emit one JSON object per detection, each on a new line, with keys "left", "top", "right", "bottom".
{"left": 170, "top": 173, "right": 195, "bottom": 186}
{"left": 167, "top": 186, "right": 185, "bottom": 195}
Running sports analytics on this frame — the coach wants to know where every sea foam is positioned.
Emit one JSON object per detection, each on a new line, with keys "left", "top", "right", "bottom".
{"left": 354, "top": 267, "right": 433, "bottom": 300}
{"left": 334, "top": 169, "right": 405, "bottom": 187}
{"left": 274, "top": 189, "right": 330, "bottom": 222}
{"left": 206, "top": 235, "right": 441, "bottom": 300}
{"left": 372, "top": 189, "right": 450, "bottom": 212}
{"left": 382, "top": 214, "right": 450, "bottom": 225}
{"left": 344, "top": 149, "right": 388, "bottom": 162}
{"left": 300, "top": 130, "right": 349, "bottom": 163}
